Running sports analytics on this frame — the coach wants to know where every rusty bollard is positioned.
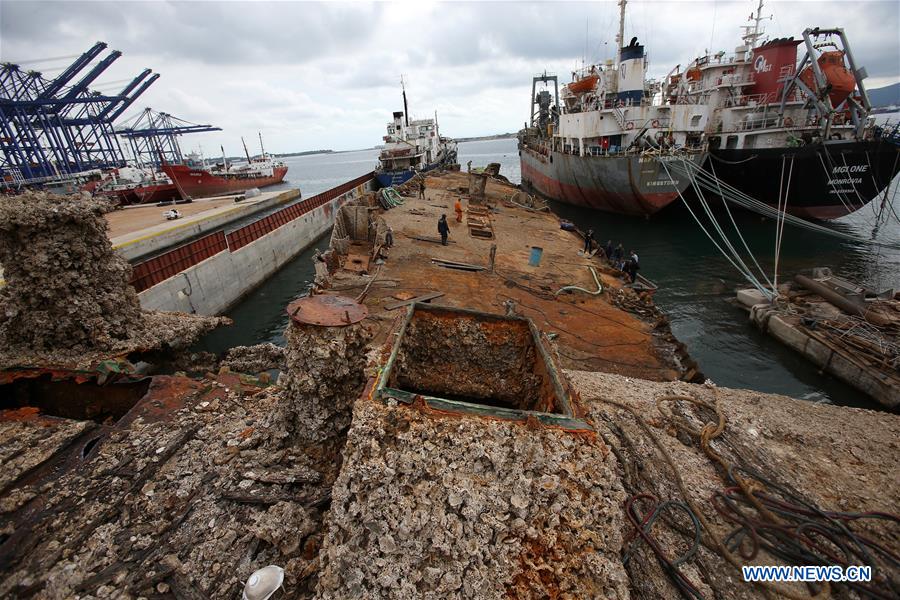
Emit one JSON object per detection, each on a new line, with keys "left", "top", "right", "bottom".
{"left": 280, "top": 295, "right": 369, "bottom": 442}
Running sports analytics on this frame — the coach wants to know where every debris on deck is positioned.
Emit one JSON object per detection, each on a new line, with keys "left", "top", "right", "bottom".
{"left": 737, "top": 268, "right": 900, "bottom": 407}
{"left": 314, "top": 170, "right": 702, "bottom": 384}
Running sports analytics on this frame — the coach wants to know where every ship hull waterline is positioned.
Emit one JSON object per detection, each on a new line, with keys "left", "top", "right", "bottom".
{"left": 163, "top": 165, "right": 288, "bottom": 199}
{"left": 701, "top": 139, "right": 900, "bottom": 220}
{"left": 519, "top": 146, "right": 706, "bottom": 217}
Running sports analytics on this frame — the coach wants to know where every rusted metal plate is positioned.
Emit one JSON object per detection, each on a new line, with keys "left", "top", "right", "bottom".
{"left": 287, "top": 295, "right": 368, "bottom": 326}
{"left": 343, "top": 253, "right": 370, "bottom": 274}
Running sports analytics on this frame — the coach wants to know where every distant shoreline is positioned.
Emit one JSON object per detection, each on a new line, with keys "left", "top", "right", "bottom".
{"left": 454, "top": 133, "right": 517, "bottom": 143}
{"left": 274, "top": 149, "right": 334, "bottom": 158}
{"left": 275, "top": 133, "right": 518, "bottom": 157}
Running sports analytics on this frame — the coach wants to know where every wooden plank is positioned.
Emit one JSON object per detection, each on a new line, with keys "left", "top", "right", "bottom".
{"left": 409, "top": 235, "right": 456, "bottom": 245}
{"left": 384, "top": 292, "right": 445, "bottom": 310}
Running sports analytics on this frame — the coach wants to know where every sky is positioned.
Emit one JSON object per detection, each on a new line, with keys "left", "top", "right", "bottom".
{"left": 2, "top": 0, "right": 898, "bottom": 154}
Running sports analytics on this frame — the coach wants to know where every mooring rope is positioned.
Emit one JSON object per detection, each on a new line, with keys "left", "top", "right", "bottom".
{"left": 596, "top": 392, "right": 828, "bottom": 599}
{"left": 662, "top": 161, "right": 774, "bottom": 299}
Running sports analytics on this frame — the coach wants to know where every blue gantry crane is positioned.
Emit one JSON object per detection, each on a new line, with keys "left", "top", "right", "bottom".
{"left": 116, "top": 108, "right": 220, "bottom": 170}
{"left": 0, "top": 42, "right": 159, "bottom": 186}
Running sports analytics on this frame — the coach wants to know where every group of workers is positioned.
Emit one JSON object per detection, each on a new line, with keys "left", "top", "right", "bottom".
{"left": 420, "top": 179, "right": 641, "bottom": 284}
{"left": 583, "top": 228, "right": 641, "bottom": 283}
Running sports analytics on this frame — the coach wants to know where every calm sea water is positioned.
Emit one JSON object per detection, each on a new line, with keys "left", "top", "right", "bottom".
{"left": 198, "top": 137, "right": 899, "bottom": 409}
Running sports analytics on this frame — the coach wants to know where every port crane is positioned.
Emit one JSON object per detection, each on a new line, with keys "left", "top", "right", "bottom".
{"left": 116, "top": 108, "right": 220, "bottom": 170}
{"left": 0, "top": 42, "right": 158, "bottom": 185}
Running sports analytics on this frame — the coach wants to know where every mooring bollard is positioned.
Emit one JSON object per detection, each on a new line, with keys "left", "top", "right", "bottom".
{"left": 280, "top": 295, "right": 369, "bottom": 442}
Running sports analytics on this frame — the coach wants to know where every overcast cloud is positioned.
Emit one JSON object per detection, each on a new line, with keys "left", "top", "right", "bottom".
{"left": 2, "top": 0, "right": 898, "bottom": 154}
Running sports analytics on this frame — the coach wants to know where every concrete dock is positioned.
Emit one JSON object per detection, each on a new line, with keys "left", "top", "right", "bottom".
{"left": 108, "top": 189, "right": 301, "bottom": 262}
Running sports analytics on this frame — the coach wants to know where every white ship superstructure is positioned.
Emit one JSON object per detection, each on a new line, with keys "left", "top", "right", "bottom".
{"left": 518, "top": 0, "right": 707, "bottom": 216}
{"left": 376, "top": 82, "right": 457, "bottom": 187}
{"left": 665, "top": 0, "right": 899, "bottom": 219}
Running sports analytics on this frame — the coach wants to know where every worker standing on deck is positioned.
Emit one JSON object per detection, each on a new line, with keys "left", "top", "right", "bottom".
{"left": 418, "top": 178, "right": 426, "bottom": 199}
{"left": 628, "top": 250, "right": 640, "bottom": 282}
{"left": 454, "top": 198, "right": 464, "bottom": 222}
{"left": 604, "top": 240, "right": 613, "bottom": 262}
{"left": 583, "top": 228, "right": 594, "bottom": 254}
{"left": 438, "top": 214, "right": 450, "bottom": 245}
{"left": 613, "top": 243, "right": 624, "bottom": 267}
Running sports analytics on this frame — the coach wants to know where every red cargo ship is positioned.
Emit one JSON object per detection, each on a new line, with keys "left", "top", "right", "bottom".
{"left": 162, "top": 156, "right": 288, "bottom": 199}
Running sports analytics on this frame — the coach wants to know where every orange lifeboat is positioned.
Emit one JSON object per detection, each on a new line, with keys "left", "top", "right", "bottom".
{"left": 800, "top": 51, "right": 856, "bottom": 107}
{"left": 568, "top": 74, "right": 599, "bottom": 94}
{"left": 686, "top": 67, "right": 702, "bottom": 82}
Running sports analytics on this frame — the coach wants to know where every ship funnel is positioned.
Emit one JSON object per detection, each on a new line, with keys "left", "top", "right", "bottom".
{"left": 617, "top": 37, "right": 645, "bottom": 103}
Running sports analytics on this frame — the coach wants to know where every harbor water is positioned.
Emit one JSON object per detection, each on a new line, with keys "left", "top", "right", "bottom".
{"left": 199, "top": 137, "right": 899, "bottom": 408}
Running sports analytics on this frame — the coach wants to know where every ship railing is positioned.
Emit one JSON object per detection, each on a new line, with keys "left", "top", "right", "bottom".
{"left": 713, "top": 74, "right": 755, "bottom": 88}
{"left": 724, "top": 92, "right": 777, "bottom": 108}
{"left": 0, "top": 169, "right": 98, "bottom": 188}
{"left": 695, "top": 53, "right": 747, "bottom": 68}
{"left": 734, "top": 115, "right": 783, "bottom": 132}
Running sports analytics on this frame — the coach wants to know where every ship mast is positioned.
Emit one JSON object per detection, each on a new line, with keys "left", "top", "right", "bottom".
{"left": 616, "top": 0, "right": 627, "bottom": 65}
{"left": 743, "top": 0, "right": 770, "bottom": 49}
{"left": 241, "top": 136, "right": 251, "bottom": 163}
{"left": 401, "top": 75, "right": 409, "bottom": 127}
{"left": 258, "top": 132, "right": 267, "bottom": 159}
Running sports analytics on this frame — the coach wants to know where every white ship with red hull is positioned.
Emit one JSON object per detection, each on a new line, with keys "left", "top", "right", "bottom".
{"left": 518, "top": 1, "right": 708, "bottom": 217}
{"left": 520, "top": 147, "right": 702, "bottom": 216}
{"left": 93, "top": 166, "right": 179, "bottom": 205}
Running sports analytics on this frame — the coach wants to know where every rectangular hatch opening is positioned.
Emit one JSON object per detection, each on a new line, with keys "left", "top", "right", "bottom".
{"left": 378, "top": 304, "right": 580, "bottom": 422}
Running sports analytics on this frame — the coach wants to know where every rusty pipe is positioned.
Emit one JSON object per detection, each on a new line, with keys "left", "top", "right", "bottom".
{"left": 794, "top": 274, "right": 890, "bottom": 327}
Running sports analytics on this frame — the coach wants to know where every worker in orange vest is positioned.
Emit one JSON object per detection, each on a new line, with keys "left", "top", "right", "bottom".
{"left": 454, "top": 198, "right": 464, "bottom": 223}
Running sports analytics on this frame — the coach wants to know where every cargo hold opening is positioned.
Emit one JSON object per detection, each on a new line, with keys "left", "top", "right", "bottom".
{"left": 0, "top": 374, "right": 151, "bottom": 425}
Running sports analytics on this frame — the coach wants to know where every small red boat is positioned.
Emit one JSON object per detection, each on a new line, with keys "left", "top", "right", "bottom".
{"left": 162, "top": 158, "right": 288, "bottom": 199}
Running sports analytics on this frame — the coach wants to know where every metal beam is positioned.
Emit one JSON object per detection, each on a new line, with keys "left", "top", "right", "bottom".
{"left": 106, "top": 73, "right": 159, "bottom": 122}
{"left": 97, "top": 69, "right": 151, "bottom": 120}
{"left": 58, "top": 50, "right": 122, "bottom": 102}
{"left": 38, "top": 42, "right": 107, "bottom": 99}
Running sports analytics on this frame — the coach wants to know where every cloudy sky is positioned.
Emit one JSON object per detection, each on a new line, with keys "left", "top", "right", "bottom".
{"left": 2, "top": 0, "right": 898, "bottom": 154}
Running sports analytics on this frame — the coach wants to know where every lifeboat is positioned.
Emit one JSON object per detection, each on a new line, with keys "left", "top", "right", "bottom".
{"left": 568, "top": 74, "right": 599, "bottom": 94}
{"left": 686, "top": 67, "right": 702, "bottom": 82}
{"left": 800, "top": 51, "right": 856, "bottom": 107}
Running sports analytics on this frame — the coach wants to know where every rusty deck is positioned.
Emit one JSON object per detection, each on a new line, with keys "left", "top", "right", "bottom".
{"left": 327, "top": 171, "right": 690, "bottom": 382}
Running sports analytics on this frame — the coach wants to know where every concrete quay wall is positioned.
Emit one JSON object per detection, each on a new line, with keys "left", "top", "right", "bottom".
{"left": 114, "top": 189, "right": 301, "bottom": 262}
{"left": 136, "top": 173, "right": 375, "bottom": 316}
